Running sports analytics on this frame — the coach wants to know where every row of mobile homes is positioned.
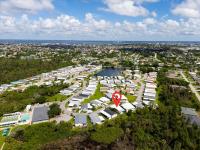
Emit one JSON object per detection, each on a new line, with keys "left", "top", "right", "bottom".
{"left": 143, "top": 72, "right": 157, "bottom": 105}
{"left": 0, "top": 65, "right": 101, "bottom": 93}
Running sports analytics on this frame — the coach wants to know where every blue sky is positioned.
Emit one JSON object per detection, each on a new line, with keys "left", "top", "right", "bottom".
{"left": 0, "top": 0, "right": 200, "bottom": 41}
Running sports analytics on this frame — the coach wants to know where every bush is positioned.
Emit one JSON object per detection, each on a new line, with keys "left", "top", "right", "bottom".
{"left": 90, "top": 127, "right": 123, "bottom": 144}
{"left": 4, "top": 122, "right": 74, "bottom": 150}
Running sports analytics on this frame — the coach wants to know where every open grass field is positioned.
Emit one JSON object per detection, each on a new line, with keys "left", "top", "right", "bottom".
{"left": 47, "top": 94, "right": 68, "bottom": 102}
{"left": 126, "top": 94, "right": 136, "bottom": 103}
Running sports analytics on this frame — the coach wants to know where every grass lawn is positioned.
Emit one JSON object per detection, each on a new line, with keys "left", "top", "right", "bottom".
{"left": 82, "top": 83, "right": 104, "bottom": 104}
{"left": 47, "top": 94, "right": 68, "bottom": 102}
{"left": 126, "top": 94, "right": 136, "bottom": 103}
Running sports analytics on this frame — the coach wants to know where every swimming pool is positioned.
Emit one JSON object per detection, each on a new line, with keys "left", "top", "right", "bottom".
{"left": 21, "top": 113, "right": 30, "bottom": 122}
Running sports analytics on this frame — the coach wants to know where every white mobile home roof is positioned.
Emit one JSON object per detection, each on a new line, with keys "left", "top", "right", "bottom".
{"left": 144, "top": 88, "right": 156, "bottom": 94}
{"left": 99, "top": 97, "right": 110, "bottom": 103}
{"left": 110, "top": 104, "right": 125, "bottom": 113}
{"left": 144, "top": 92, "right": 156, "bottom": 97}
{"left": 121, "top": 102, "right": 135, "bottom": 111}
{"left": 71, "top": 97, "right": 84, "bottom": 102}
{"left": 90, "top": 100, "right": 103, "bottom": 106}
{"left": 146, "top": 83, "right": 157, "bottom": 89}
{"left": 69, "top": 100, "right": 80, "bottom": 107}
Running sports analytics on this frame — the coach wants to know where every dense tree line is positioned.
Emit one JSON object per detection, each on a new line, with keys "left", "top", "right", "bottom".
{"left": 0, "top": 84, "right": 69, "bottom": 116}
{"left": 157, "top": 69, "right": 200, "bottom": 110}
{"left": 0, "top": 56, "right": 74, "bottom": 85}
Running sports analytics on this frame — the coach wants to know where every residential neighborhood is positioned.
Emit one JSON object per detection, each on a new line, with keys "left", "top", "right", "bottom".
{"left": 0, "top": 64, "right": 158, "bottom": 128}
{"left": 0, "top": 41, "right": 200, "bottom": 149}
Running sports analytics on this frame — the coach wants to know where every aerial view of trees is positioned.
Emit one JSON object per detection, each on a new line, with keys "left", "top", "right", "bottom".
{"left": 0, "top": 84, "right": 69, "bottom": 116}
{"left": 48, "top": 103, "right": 61, "bottom": 118}
{"left": 157, "top": 68, "right": 200, "bottom": 110}
{"left": 0, "top": 56, "right": 74, "bottom": 85}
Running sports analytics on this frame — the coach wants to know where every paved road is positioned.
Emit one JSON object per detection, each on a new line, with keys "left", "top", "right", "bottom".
{"left": 135, "top": 74, "right": 146, "bottom": 102}
{"left": 135, "top": 83, "right": 144, "bottom": 102}
{"left": 52, "top": 79, "right": 88, "bottom": 123}
{"left": 180, "top": 71, "right": 200, "bottom": 102}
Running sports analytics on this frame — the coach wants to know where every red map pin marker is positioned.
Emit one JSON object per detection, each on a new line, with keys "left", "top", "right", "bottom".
{"left": 112, "top": 91, "right": 122, "bottom": 107}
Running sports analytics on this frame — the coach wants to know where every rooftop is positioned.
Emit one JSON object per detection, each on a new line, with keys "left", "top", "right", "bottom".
{"left": 32, "top": 105, "right": 49, "bottom": 123}
{"left": 75, "top": 114, "right": 87, "bottom": 125}
{"left": 181, "top": 107, "right": 198, "bottom": 116}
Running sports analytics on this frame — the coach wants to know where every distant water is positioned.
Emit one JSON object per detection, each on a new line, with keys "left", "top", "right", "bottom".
{"left": 0, "top": 39, "right": 200, "bottom": 46}
{"left": 96, "top": 68, "right": 121, "bottom": 77}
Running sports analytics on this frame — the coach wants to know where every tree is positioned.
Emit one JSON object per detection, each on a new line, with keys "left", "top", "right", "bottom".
{"left": 48, "top": 103, "right": 61, "bottom": 118}
{"left": 35, "top": 96, "right": 46, "bottom": 104}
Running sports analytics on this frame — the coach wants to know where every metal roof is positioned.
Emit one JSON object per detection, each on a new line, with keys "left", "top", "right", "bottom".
{"left": 32, "top": 106, "right": 49, "bottom": 123}
{"left": 104, "top": 108, "right": 117, "bottom": 116}
{"left": 89, "top": 113, "right": 101, "bottom": 124}
{"left": 75, "top": 114, "right": 87, "bottom": 125}
{"left": 181, "top": 107, "right": 198, "bottom": 116}
{"left": 184, "top": 115, "right": 200, "bottom": 127}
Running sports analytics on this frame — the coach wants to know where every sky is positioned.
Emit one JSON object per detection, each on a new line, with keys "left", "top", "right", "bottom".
{"left": 0, "top": 0, "right": 200, "bottom": 41}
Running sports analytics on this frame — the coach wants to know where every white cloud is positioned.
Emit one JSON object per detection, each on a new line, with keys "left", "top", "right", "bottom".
{"left": 102, "top": 0, "right": 158, "bottom": 17}
{"left": 172, "top": 0, "right": 200, "bottom": 18}
{"left": 0, "top": 0, "right": 54, "bottom": 14}
{"left": 151, "top": 11, "right": 157, "bottom": 17}
{"left": 0, "top": 13, "right": 200, "bottom": 40}
{"left": 84, "top": 13, "right": 112, "bottom": 33}
{"left": 143, "top": 18, "right": 157, "bottom": 25}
